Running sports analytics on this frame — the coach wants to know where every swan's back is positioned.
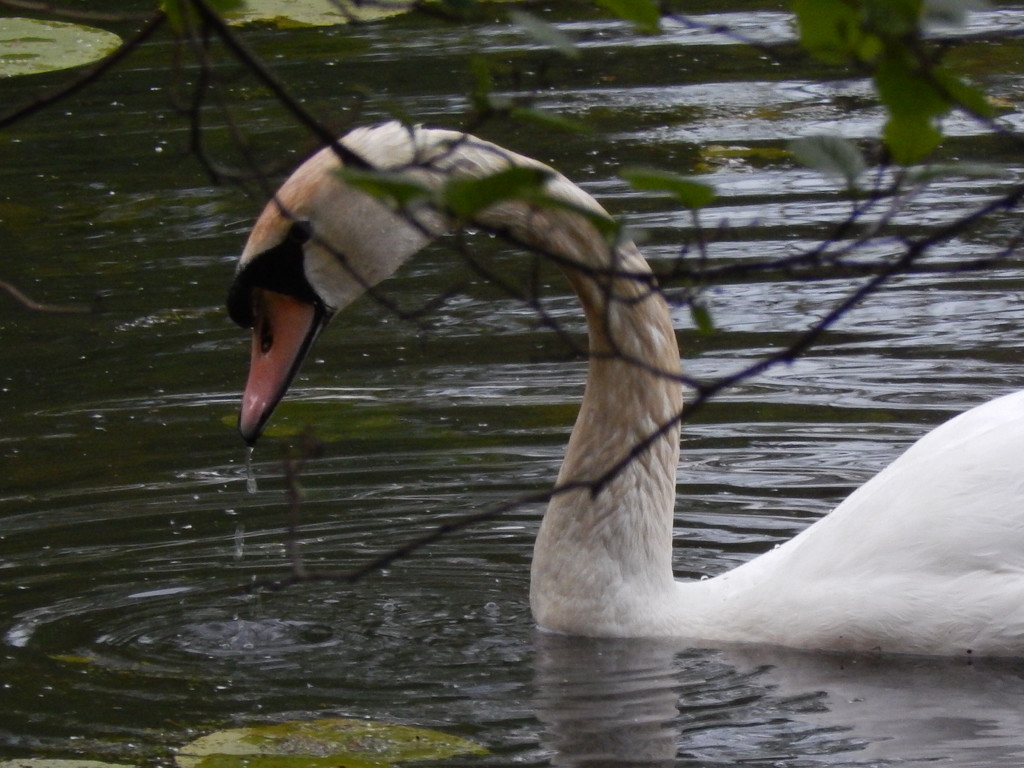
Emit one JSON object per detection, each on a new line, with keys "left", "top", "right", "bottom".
{"left": 701, "top": 389, "right": 1024, "bottom": 655}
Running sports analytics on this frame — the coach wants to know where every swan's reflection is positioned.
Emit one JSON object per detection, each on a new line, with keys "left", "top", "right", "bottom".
{"left": 533, "top": 632, "right": 1024, "bottom": 766}
{"left": 533, "top": 634, "right": 682, "bottom": 767}
{"left": 733, "top": 645, "right": 1024, "bottom": 766}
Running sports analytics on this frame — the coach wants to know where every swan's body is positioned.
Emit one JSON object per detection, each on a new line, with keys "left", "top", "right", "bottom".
{"left": 229, "top": 121, "right": 1024, "bottom": 657}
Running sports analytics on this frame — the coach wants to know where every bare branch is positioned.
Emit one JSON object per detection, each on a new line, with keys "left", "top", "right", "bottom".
{"left": 0, "top": 279, "right": 95, "bottom": 314}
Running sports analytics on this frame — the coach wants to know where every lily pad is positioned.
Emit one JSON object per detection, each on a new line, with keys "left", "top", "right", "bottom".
{"left": 0, "top": 762, "right": 136, "bottom": 768}
{"left": 0, "top": 18, "right": 122, "bottom": 78}
{"left": 694, "top": 143, "right": 791, "bottom": 173}
{"left": 175, "top": 718, "right": 486, "bottom": 768}
{"left": 226, "top": 0, "right": 415, "bottom": 27}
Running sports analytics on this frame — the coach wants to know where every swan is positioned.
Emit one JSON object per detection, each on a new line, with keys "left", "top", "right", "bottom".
{"left": 228, "top": 121, "right": 1024, "bottom": 656}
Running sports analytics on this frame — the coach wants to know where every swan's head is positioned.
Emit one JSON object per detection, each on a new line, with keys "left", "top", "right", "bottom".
{"left": 228, "top": 121, "right": 607, "bottom": 445}
{"left": 228, "top": 126, "right": 437, "bottom": 444}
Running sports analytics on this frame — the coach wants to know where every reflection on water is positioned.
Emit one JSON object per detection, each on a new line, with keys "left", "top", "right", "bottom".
{"left": 537, "top": 640, "right": 681, "bottom": 767}
{"left": 538, "top": 635, "right": 1024, "bottom": 768}
{"left": 2, "top": 2, "right": 1024, "bottom": 766}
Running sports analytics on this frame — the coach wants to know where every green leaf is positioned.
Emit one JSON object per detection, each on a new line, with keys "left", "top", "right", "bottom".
{"left": 161, "top": 0, "right": 185, "bottom": 31}
{"left": 690, "top": 300, "right": 715, "bottom": 335}
{"left": 335, "top": 167, "right": 431, "bottom": 208}
{"left": 469, "top": 55, "right": 495, "bottom": 111}
{"left": 593, "top": 0, "right": 661, "bottom": 33}
{"left": 792, "top": 0, "right": 864, "bottom": 64}
{"left": 537, "top": 195, "right": 622, "bottom": 239}
{"left": 508, "top": 9, "right": 579, "bottom": 59}
{"left": 789, "top": 134, "right": 867, "bottom": 188}
{"left": 872, "top": 53, "right": 950, "bottom": 163}
{"left": 443, "top": 167, "right": 552, "bottom": 219}
{"left": 933, "top": 67, "right": 994, "bottom": 118}
{"left": 619, "top": 167, "right": 715, "bottom": 209}
{"left": 883, "top": 113, "right": 942, "bottom": 164}
{"left": 860, "top": 0, "right": 921, "bottom": 39}
{"left": 0, "top": 17, "right": 122, "bottom": 78}
{"left": 874, "top": 53, "right": 950, "bottom": 118}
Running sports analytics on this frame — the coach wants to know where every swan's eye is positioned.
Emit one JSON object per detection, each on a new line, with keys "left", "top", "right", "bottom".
{"left": 255, "top": 293, "right": 274, "bottom": 353}
{"left": 288, "top": 221, "right": 312, "bottom": 244}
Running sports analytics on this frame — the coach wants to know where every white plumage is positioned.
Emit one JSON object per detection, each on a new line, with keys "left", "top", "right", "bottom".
{"left": 230, "top": 121, "right": 1024, "bottom": 656}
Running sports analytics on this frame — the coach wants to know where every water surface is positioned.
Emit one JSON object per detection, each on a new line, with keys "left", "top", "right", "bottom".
{"left": 3, "top": 2, "right": 1024, "bottom": 766}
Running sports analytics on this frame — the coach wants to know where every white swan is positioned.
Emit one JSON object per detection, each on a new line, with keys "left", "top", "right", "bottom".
{"left": 229, "top": 121, "right": 1024, "bottom": 656}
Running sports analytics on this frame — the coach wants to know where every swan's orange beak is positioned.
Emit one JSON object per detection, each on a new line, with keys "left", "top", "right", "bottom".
{"left": 238, "top": 287, "right": 326, "bottom": 445}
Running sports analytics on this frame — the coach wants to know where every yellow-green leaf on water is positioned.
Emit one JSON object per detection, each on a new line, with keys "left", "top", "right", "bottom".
{"left": 175, "top": 718, "right": 486, "bottom": 768}
{"left": 226, "top": 0, "right": 415, "bottom": 27}
{"left": 48, "top": 653, "right": 96, "bottom": 665}
{"left": 694, "top": 144, "right": 791, "bottom": 173}
{"left": 0, "top": 18, "right": 122, "bottom": 78}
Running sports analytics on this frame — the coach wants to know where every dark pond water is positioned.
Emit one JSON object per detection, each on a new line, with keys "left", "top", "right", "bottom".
{"left": 4, "top": 2, "right": 1024, "bottom": 766}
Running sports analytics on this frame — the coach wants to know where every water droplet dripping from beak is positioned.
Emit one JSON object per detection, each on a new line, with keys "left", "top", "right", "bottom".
{"left": 245, "top": 445, "right": 258, "bottom": 494}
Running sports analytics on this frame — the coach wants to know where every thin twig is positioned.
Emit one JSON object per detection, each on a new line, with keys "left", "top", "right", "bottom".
{"left": 279, "top": 432, "right": 325, "bottom": 580}
{"left": 0, "top": 279, "right": 94, "bottom": 314}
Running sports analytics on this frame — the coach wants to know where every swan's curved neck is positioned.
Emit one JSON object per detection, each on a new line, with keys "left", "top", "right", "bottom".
{"left": 512, "top": 208, "right": 683, "bottom": 636}
{"left": 280, "top": 124, "right": 687, "bottom": 636}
